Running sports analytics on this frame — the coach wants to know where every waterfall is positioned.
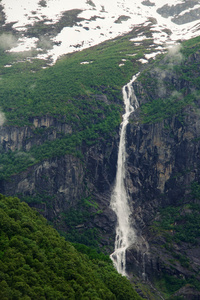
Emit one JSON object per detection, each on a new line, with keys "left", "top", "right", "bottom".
{"left": 110, "top": 74, "right": 139, "bottom": 276}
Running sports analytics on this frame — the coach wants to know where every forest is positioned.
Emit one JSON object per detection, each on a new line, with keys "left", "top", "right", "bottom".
{"left": 0, "top": 194, "right": 142, "bottom": 300}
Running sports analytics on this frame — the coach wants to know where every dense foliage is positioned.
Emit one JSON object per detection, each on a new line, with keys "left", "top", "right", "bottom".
{"left": 0, "top": 194, "right": 142, "bottom": 300}
{"left": 59, "top": 200, "right": 101, "bottom": 249}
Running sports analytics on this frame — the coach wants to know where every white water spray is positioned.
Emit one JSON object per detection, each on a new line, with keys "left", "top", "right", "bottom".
{"left": 110, "top": 74, "right": 139, "bottom": 276}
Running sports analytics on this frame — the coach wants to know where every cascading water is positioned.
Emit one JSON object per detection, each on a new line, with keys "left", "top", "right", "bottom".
{"left": 110, "top": 74, "right": 139, "bottom": 276}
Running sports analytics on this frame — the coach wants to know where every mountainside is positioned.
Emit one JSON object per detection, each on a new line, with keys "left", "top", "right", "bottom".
{"left": 125, "top": 36, "right": 200, "bottom": 299}
{"left": 2, "top": 0, "right": 200, "bottom": 62}
{"left": 1, "top": 1, "right": 200, "bottom": 299}
{"left": 0, "top": 194, "right": 142, "bottom": 300}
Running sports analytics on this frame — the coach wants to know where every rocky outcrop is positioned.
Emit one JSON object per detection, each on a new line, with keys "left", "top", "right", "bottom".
{"left": 123, "top": 51, "right": 200, "bottom": 298}
{"left": 141, "top": 1, "right": 155, "bottom": 7}
{"left": 124, "top": 107, "right": 200, "bottom": 279}
{"left": 0, "top": 116, "right": 72, "bottom": 152}
{"left": 157, "top": 1, "right": 200, "bottom": 25}
{"left": 0, "top": 155, "right": 84, "bottom": 219}
{"left": 0, "top": 118, "right": 118, "bottom": 250}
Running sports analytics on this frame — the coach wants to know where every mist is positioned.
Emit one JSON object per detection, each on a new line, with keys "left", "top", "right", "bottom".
{"left": 0, "top": 33, "right": 17, "bottom": 50}
{"left": 0, "top": 111, "right": 6, "bottom": 126}
{"left": 167, "top": 43, "right": 183, "bottom": 64}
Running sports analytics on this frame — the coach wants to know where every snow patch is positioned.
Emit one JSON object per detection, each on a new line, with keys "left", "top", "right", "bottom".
{"left": 138, "top": 58, "right": 148, "bottom": 64}
{"left": 1, "top": 0, "right": 200, "bottom": 63}
{"left": 80, "top": 61, "right": 93, "bottom": 64}
{"left": 130, "top": 35, "right": 150, "bottom": 42}
{"left": 9, "top": 37, "right": 39, "bottom": 53}
{"left": 145, "top": 51, "right": 162, "bottom": 60}
{"left": 178, "top": 4, "right": 200, "bottom": 17}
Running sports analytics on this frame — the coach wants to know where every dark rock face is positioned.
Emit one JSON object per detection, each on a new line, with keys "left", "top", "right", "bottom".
{"left": 157, "top": 1, "right": 198, "bottom": 18}
{"left": 0, "top": 118, "right": 119, "bottom": 250}
{"left": 173, "top": 286, "right": 200, "bottom": 299}
{"left": 123, "top": 51, "right": 200, "bottom": 297}
{"left": 0, "top": 116, "right": 72, "bottom": 152}
{"left": 125, "top": 109, "right": 200, "bottom": 275}
{"left": 157, "top": 1, "right": 200, "bottom": 25}
{"left": 141, "top": 1, "right": 155, "bottom": 7}
{"left": 0, "top": 155, "right": 85, "bottom": 219}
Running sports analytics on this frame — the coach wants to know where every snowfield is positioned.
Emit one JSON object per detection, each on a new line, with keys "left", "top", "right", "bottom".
{"left": 2, "top": 0, "right": 200, "bottom": 63}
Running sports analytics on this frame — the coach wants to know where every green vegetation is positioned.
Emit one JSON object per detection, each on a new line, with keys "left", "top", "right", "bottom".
{"left": 20, "top": 194, "right": 106, "bottom": 252}
{"left": 151, "top": 182, "right": 200, "bottom": 298}
{"left": 0, "top": 29, "right": 154, "bottom": 179}
{"left": 155, "top": 272, "right": 200, "bottom": 300}
{"left": 138, "top": 35, "right": 200, "bottom": 124}
{"left": 155, "top": 274, "right": 186, "bottom": 299}
{"left": 59, "top": 197, "right": 101, "bottom": 249}
{"left": 140, "top": 93, "right": 194, "bottom": 124}
{"left": 0, "top": 33, "right": 144, "bottom": 126}
{"left": 19, "top": 193, "right": 55, "bottom": 209}
{"left": 152, "top": 202, "right": 200, "bottom": 245}
{"left": 0, "top": 194, "right": 142, "bottom": 300}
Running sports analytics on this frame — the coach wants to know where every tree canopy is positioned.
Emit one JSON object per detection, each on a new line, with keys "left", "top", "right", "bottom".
{"left": 0, "top": 194, "right": 142, "bottom": 300}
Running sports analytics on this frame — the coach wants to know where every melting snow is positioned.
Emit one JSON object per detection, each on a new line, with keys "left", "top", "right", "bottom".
{"left": 2, "top": 0, "right": 200, "bottom": 63}
{"left": 138, "top": 58, "right": 148, "bottom": 64}
{"left": 126, "top": 53, "right": 137, "bottom": 57}
{"left": 130, "top": 35, "right": 151, "bottom": 42}
{"left": 178, "top": 4, "right": 200, "bottom": 17}
{"left": 10, "top": 37, "right": 39, "bottom": 52}
{"left": 145, "top": 51, "right": 162, "bottom": 60}
{"left": 80, "top": 61, "right": 93, "bottom": 64}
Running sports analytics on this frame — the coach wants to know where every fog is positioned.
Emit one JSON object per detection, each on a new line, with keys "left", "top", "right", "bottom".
{"left": 0, "top": 111, "right": 6, "bottom": 126}
{"left": 0, "top": 33, "right": 17, "bottom": 50}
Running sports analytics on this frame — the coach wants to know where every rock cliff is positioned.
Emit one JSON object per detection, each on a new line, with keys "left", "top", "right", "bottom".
{"left": 124, "top": 48, "right": 200, "bottom": 298}
{"left": 1, "top": 39, "right": 200, "bottom": 298}
{"left": 0, "top": 117, "right": 118, "bottom": 251}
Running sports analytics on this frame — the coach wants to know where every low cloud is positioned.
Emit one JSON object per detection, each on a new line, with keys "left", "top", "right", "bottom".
{"left": 153, "top": 68, "right": 168, "bottom": 97}
{"left": 0, "top": 111, "right": 6, "bottom": 126}
{"left": 37, "top": 36, "right": 53, "bottom": 50}
{"left": 153, "top": 44, "right": 184, "bottom": 98}
{"left": 0, "top": 33, "right": 17, "bottom": 50}
{"left": 167, "top": 43, "right": 183, "bottom": 64}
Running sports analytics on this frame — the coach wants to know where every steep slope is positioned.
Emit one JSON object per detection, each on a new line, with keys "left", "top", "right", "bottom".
{"left": 2, "top": 0, "right": 200, "bottom": 62}
{"left": 124, "top": 36, "right": 200, "bottom": 299}
{"left": 1, "top": 34, "right": 200, "bottom": 298}
{"left": 0, "top": 27, "right": 156, "bottom": 251}
{"left": 1, "top": 1, "right": 200, "bottom": 298}
{"left": 0, "top": 194, "right": 142, "bottom": 300}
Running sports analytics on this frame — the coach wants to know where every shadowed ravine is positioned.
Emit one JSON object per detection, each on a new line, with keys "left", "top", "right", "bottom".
{"left": 110, "top": 74, "right": 139, "bottom": 276}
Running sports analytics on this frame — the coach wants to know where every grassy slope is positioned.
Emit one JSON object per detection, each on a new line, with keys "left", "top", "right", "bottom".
{"left": 0, "top": 34, "right": 142, "bottom": 125}
{"left": 0, "top": 31, "right": 153, "bottom": 180}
